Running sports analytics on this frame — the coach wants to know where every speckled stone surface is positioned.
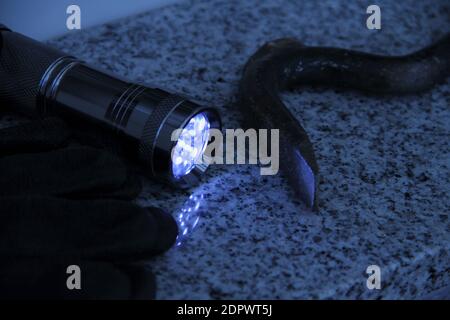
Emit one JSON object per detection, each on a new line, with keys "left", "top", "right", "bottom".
{"left": 6, "top": 0, "right": 449, "bottom": 299}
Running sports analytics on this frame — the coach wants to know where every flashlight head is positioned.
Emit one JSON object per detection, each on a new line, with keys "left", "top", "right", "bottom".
{"left": 138, "top": 93, "right": 221, "bottom": 188}
{"left": 172, "top": 112, "right": 211, "bottom": 179}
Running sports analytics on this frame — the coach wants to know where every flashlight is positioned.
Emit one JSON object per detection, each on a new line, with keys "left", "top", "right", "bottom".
{"left": 0, "top": 25, "right": 221, "bottom": 187}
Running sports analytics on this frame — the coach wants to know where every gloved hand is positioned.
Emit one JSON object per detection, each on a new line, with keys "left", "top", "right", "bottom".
{"left": 0, "top": 117, "right": 178, "bottom": 299}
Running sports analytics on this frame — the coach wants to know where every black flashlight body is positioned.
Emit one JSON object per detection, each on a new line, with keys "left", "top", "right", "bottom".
{"left": 0, "top": 25, "right": 220, "bottom": 187}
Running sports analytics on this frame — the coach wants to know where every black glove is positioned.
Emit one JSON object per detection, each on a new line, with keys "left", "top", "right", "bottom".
{"left": 0, "top": 117, "right": 178, "bottom": 299}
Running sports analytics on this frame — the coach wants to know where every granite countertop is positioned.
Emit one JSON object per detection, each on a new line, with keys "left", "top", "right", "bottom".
{"left": 44, "top": 0, "right": 449, "bottom": 299}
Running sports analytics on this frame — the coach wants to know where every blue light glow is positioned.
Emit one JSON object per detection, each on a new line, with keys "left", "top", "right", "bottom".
{"left": 172, "top": 113, "right": 210, "bottom": 178}
{"left": 175, "top": 193, "right": 204, "bottom": 246}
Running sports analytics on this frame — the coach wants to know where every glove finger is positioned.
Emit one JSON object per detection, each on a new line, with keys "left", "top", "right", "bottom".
{"left": 67, "top": 119, "right": 129, "bottom": 156}
{"left": 0, "top": 117, "right": 70, "bottom": 156}
{"left": 65, "top": 166, "right": 143, "bottom": 200}
{"left": 0, "top": 196, "right": 178, "bottom": 260}
{"left": 0, "top": 146, "right": 141, "bottom": 199}
{"left": 0, "top": 258, "right": 156, "bottom": 299}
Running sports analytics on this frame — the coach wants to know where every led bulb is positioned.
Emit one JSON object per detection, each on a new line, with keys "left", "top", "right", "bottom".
{"left": 172, "top": 113, "right": 210, "bottom": 178}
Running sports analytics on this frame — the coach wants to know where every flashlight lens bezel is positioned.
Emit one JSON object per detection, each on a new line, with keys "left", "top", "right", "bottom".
{"left": 171, "top": 112, "right": 211, "bottom": 179}
{"left": 149, "top": 101, "right": 221, "bottom": 188}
